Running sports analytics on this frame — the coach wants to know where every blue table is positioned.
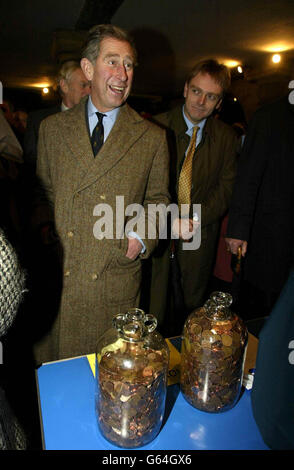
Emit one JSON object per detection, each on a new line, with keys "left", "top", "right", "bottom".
{"left": 36, "top": 354, "right": 269, "bottom": 450}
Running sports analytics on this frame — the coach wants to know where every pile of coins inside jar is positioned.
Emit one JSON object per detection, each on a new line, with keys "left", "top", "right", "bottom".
{"left": 181, "top": 304, "right": 247, "bottom": 413}
{"left": 97, "top": 339, "right": 167, "bottom": 448}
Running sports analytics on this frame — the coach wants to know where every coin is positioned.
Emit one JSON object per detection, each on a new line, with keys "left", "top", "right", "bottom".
{"left": 191, "top": 323, "right": 202, "bottom": 336}
{"left": 97, "top": 343, "right": 167, "bottom": 448}
{"left": 221, "top": 334, "right": 233, "bottom": 347}
{"left": 180, "top": 305, "right": 247, "bottom": 414}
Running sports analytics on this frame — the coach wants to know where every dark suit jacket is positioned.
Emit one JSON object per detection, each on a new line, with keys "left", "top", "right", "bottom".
{"left": 156, "top": 105, "right": 237, "bottom": 228}
{"left": 150, "top": 105, "right": 238, "bottom": 322}
{"left": 226, "top": 96, "right": 294, "bottom": 294}
{"left": 24, "top": 105, "right": 61, "bottom": 168}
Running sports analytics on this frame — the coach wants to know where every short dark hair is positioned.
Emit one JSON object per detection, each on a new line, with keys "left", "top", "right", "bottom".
{"left": 186, "top": 59, "right": 231, "bottom": 94}
{"left": 82, "top": 24, "right": 137, "bottom": 66}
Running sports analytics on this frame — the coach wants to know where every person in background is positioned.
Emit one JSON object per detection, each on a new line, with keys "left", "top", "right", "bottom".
{"left": 149, "top": 59, "right": 238, "bottom": 335}
{"left": 226, "top": 92, "right": 294, "bottom": 319}
{"left": 13, "top": 109, "right": 28, "bottom": 138}
{"left": 0, "top": 108, "right": 23, "bottom": 247}
{"left": 0, "top": 228, "right": 27, "bottom": 450}
{"left": 24, "top": 60, "right": 91, "bottom": 170}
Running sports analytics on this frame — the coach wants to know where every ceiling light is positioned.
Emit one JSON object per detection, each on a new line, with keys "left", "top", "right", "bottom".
{"left": 272, "top": 54, "right": 281, "bottom": 64}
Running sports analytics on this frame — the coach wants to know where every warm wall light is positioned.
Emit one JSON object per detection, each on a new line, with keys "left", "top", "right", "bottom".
{"left": 261, "top": 43, "right": 292, "bottom": 53}
{"left": 223, "top": 60, "right": 240, "bottom": 68}
{"left": 272, "top": 53, "right": 281, "bottom": 64}
{"left": 237, "top": 66, "right": 243, "bottom": 73}
{"left": 42, "top": 87, "right": 49, "bottom": 94}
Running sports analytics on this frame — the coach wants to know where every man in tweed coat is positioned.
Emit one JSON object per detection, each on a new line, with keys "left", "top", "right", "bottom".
{"left": 34, "top": 24, "right": 169, "bottom": 363}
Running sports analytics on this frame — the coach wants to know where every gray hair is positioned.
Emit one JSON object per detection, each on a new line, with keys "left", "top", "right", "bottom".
{"left": 82, "top": 24, "right": 137, "bottom": 66}
{"left": 56, "top": 60, "right": 81, "bottom": 84}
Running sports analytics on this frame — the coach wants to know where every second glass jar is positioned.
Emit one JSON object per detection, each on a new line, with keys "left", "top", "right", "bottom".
{"left": 180, "top": 292, "right": 248, "bottom": 413}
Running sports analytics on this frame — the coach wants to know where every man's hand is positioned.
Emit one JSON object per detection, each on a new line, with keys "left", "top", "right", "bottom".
{"left": 225, "top": 238, "right": 247, "bottom": 256}
{"left": 126, "top": 236, "right": 142, "bottom": 260}
{"left": 172, "top": 217, "right": 200, "bottom": 241}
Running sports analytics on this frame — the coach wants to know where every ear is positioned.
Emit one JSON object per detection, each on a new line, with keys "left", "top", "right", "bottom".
{"left": 59, "top": 78, "right": 68, "bottom": 94}
{"left": 80, "top": 58, "right": 94, "bottom": 81}
{"left": 183, "top": 81, "right": 188, "bottom": 99}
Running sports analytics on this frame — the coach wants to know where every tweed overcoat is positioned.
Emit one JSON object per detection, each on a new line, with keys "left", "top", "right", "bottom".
{"left": 149, "top": 105, "right": 238, "bottom": 327}
{"left": 34, "top": 97, "right": 169, "bottom": 363}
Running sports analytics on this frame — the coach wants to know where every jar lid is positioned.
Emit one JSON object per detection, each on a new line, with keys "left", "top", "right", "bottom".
{"left": 204, "top": 291, "right": 233, "bottom": 320}
{"left": 112, "top": 308, "right": 157, "bottom": 342}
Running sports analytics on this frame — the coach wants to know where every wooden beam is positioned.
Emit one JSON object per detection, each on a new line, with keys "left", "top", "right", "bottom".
{"left": 75, "top": 0, "right": 125, "bottom": 30}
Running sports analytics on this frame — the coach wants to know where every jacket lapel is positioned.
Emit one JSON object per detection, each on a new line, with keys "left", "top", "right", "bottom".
{"left": 190, "top": 117, "right": 215, "bottom": 202}
{"left": 77, "top": 103, "right": 149, "bottom": 191}
{"left": 59, "top": 96, "right": 93, "bottom": 173}
{"left": 173, "top": 108, "right": 189, "bottom": 179}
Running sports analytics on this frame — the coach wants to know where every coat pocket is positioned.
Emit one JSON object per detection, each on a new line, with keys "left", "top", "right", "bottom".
{"left": 104, "top": 261, "right": 142, "bottom": 307}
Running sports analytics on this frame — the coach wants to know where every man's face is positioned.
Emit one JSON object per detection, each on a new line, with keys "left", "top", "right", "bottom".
{"left": 61, "top": 68, "right": 91, "bottom": 108}
{"left": 81, "top": 37, "right": 135, "bottom": 112}
{"left": 183, "top": 72, "right": 223, "bottom": 124}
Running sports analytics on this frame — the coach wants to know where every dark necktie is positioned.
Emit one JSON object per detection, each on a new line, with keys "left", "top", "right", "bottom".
{"left": 91, "top": 112, "right": 105, "bottom": 156}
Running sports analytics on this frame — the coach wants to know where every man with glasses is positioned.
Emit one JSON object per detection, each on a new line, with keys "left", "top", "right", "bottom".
{"left": 150, "top": 59, "right": 238, "bottom": 334}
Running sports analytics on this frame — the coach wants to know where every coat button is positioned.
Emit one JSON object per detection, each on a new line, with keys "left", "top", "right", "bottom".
{"left": 67, "top": 231, "right": 74, "bottom": 238}
{"left": 91, "top": 273, "right": 98, "bottom": 281}
{"left": 64, "top": 270, "right": 70, "bottom": 277}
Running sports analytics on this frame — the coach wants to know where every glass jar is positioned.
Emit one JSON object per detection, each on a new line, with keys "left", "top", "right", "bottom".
{"left": 180, "top": 292, "right": 248, "bottom": 413}
{"left": 95, "top": 308, "right": 169, "bottom": 448}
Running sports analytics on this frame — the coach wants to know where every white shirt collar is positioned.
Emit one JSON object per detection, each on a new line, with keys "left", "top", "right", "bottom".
{"left": 87, "top": 95, "right": 119, "bottom": 122}
{"left": 61, "top": 102, "right": 69, "bottom": 112}
{"left": 87, "top": 96, "right": 120, "bottom": 140}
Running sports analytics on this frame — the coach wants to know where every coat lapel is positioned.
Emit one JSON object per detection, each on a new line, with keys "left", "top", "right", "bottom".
{"left": 77, "top": 103, "right": 149, "bottom": 191}
{"left": 190, "top": 117, "right": 216, "bottom": 202}
{"left": 173, "top": 108, "right": 189, "bottom": 179}
{"left": 59, "top": 96, "right": 93, "bottom": 173}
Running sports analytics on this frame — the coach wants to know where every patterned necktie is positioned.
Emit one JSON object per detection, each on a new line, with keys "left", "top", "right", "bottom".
{"left": 91, "top": 112, "right": 105, "bottom": 156}
{"left": 178, "top": 125, "right": 199, "bottom": 212}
